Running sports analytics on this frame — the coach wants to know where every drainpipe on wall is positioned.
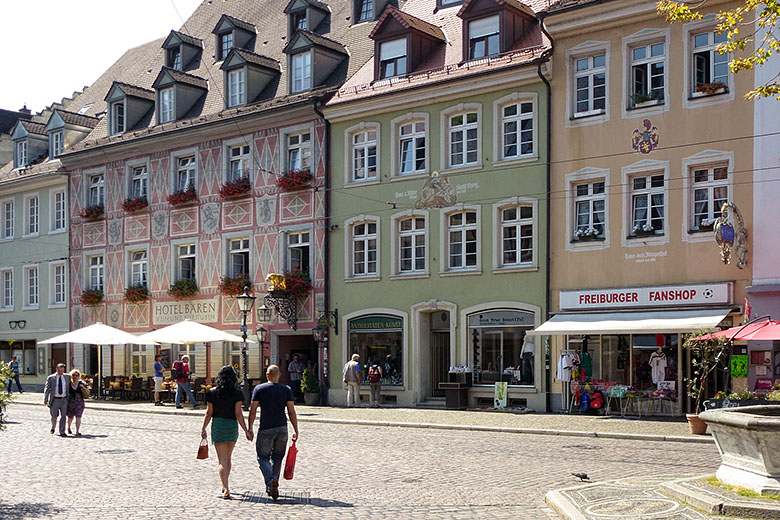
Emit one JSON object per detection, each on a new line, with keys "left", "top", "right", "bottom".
{"left": 536, "top": 12, "right": 554, "bottom": 413}
{"left": 313, "top": 98, "right": 330, "bottom": 406}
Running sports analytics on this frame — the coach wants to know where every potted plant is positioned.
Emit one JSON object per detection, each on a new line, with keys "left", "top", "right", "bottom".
{"left": 121, "top": 196, "right": 148, "bottom": 213}
{"left": 218, "top": 176, "right": 251, "bottom": 200}
{"left": 167, "top": 185, "right": 197, "bottom": 206}
{"left": 80, "top": 289, "right": 104, "bottom": 306}
{"left": 218, "top": 274, "right": 252, "bottom": 297}
{"left": 168, "top": 278, "right": 199, "bottom": 300}
{"left": 276, "top": 168, "right": 314, "bottom": 192}
{"left": 574, "top": 227, "right": 600, "bottom": 241}
{"left": 631, "top": 223, "right": 656, "bottom": 237}
{"left": 682, "top": 329, "right": 729, "bottom": 434}
{"left": 632, "top": 91, "right": 660, "bottom": 108}
{"left": 282, "top": 269, "right": 313, "bottom": 299}
{"left": 80, "top": 203, "right": 105, "bottom": 221}
{"left": 696, "top": 81, "right": 727, "bottom": 96}
{"left": 124, "top": 284, "right": 149, "bottom": 304}
{"left": 301, "top": 367, "right": 320, "bottom": 405}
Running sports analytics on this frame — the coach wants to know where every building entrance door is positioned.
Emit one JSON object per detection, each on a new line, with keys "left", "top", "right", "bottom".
{"left": 51, "top": 344, "right": 67, "bottom": 372}
{"left": 430, "top": 331, "right": 450, "bottom": 397}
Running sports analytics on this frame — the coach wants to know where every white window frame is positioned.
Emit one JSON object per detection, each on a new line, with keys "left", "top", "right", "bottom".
{"left": 49, "top": 261, "right": 67, "bottom": 307}
{"left": 129, "top": 249, "right": 149, "bottom": 287}
{"left": 219, "top": 31, "right": 233, "bottom": 61}
{"left": 441, "top": 103, "right": 482, "bottom": 171}
{"left": 87, "top": 172, "right": 105, "bottom": 207}
{"left": 390, "top": 113, "right": 429, "bottom": 179}
{"left": 285, "top": 230, "right": 311, "bottom": 273}
{"left": 24, "top": 194, "right": 39, "bottom": 237}
{"left": 175, "top": 243, "right": 197, "bottom": 282}
{"left": 390, "top": 210, "right": 429, "bottom": 278}
{"left": 565, "top": 167, "right": 611, "bottom": 252}
{"left": 171, "top": 148, "right": 198, "bottom": 193}
{"left": 128, "top": 160, "right": 149, "bottom": 199}
{"left": 493, "top": 198, "right": 538, "bottom": 272}
{"left": 0, "top": 268, "right": 13, "bottom": 310}
{"left": 223, "top": 138, "right": 252, "bottom": 183}
{"left": 440, "top": 205, "right": 481, "bottom": 275}
{"left": 110, "top": 100, "right": 125, "bottom": 135}
{"left": 51, "top": 130, "right": 64, "bottom": 159}
{"left": 348, "top": 217, "right": 379, "bottom": 279}
{"left": 88, "top": 255, "right": 104, "bottom": 292}
{"left": 683, "top": 17, "right": 735, "bottom": 109}
{"left": 15, "top": 140, "right": 28, "bottom": 168}
{"left": 681, "top": 150, "right": 734, "bottom": 243}
{"left": 620, "top": 160, "right": 670, "bottom": 247}
{"left": 23, "top": 264, "right": 39, "bottom": 309}
{"left": 493, "top": 92, "right": 538, "bottom": 165}
{"left": 622, "top": 29, "right": 670, "bottom": 119}
{"left": 227, "top": 68, "right": 246, "bottom": 107}
{"left": 1, "top": 198, "right": 14, "bottom": 240}
{"left": 565, "top": 41, "right": 610, "bottom": 128}
{"left": 291, "top": 51, "right": 312, "bottom": 93}
{"left": 228, "top": 237, "right": 251, "bottom": 278}
{"left": 286, "top": 131, "right": 312, "bottom": 172}
{"left": 344, "top": 122, "right": 380, "bottom": 185}
{"left": 159, "top": 88, "right": 175, "bottom": 123}
{"left": 50, "top": 188, "right": 67, "bottom": 234}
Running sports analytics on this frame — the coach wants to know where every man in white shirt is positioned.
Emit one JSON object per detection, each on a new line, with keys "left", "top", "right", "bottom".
{"left": 43, "top": 363, "right": 70, "bottom": 436}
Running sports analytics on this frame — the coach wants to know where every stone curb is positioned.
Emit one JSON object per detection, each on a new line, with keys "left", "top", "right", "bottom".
{"left": 660, "top": 477, "right": 780, "bottom": 519}
{"left": 14, "top": 401, "right": 714, "bottom": 444}
{"left": 545, "top": 487, "right": 590, "bottom": 520}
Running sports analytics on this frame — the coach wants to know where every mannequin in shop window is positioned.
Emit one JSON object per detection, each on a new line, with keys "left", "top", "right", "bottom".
{"left": 648, "top": 346, "right": 667, "bottom": 386}
{"left": 580, "top": 336, "right": 592, "bottom": 378}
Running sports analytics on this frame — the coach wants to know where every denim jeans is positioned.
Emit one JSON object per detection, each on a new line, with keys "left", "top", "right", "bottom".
{"left": 175, "top": 382, "right": 198, "bottom": 407}
{"left": 7, "top": 374, "right": 22, "bottom": 393}
{"left": 256, "top": 426, "right": 288, "bottom": 489}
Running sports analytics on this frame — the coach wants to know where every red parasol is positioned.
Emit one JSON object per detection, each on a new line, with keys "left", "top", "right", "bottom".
{"left": 693, "top": 319, "right": 780, "bottom": 342}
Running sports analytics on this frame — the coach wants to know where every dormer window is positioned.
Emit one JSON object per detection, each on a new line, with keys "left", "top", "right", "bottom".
{"left": 15, "top": 141, "right": 27, "bottom": 168}
{"left": 219, "top": 32, "right": 234, "bottom": 60}
{"left": 379, "top": 39, "right": 407, "bottom": 79}
{"left": 168, "top": 47, "right": 182, "bottom": 70}
{"left": 227, "top": 69, "right": 246, "bottom": 107}
{"left": 152, "top": 69, "right": 207, "bottom": 125}
{"left": 159, "top": 88, "right": 175, "bottom": 123}
{"left": 292, "top": 52, "right": 312, "bottom": 92}
{"left": 51, "top": 131, "right": 64, "bottom": 158}
{"left": 357, "top": 0, "right": 373, "bottom": 22}
{"left": 110, "top": 101, "right": 125, "bottom": 135}
{"left": 468, "top": 15, "right": 499, "bottom": 59}
{"left": 213, "top": 15, "right": 256, "bottom": 61}
{"left": 220, "top": 48, "right": 282, "bottom": 109}
{"left": 162, "top": 31, "right": 204, "bottom": 72}
{"left": 285, "top": 0, "right": 330, "bottom": 36}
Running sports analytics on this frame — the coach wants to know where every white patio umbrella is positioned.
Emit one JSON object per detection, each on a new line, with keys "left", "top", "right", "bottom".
{"left": 136, "top": 319, "right": 255, "bottom": 357}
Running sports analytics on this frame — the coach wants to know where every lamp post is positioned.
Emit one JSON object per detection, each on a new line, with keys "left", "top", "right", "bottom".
{"left": 236, "top": 286, "right": 256, "bottom": 410}
{"left": 312, "top": 325, "right": 326, "bottom": 405}
{"left": 255, "top": 325, "right": 267, "bottom": 376}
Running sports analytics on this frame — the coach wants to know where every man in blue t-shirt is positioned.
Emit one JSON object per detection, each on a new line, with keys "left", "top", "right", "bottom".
{"left": 153, "top": 355, "right": 165, "bottom": 406}
{"left": 249, "top": 364, "right": 299, "bottom": 501}
{"left": 7, "top": 356, "right": 23, "bottom": 393}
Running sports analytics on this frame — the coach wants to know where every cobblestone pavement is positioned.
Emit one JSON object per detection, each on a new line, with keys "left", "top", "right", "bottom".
{"left": 1, "top": 405, "right": 720, "bottom": 520}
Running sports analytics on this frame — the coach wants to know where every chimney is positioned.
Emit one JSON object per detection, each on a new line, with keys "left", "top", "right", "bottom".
{"left": 18, "top": 105, "right": 31, "bottom": 115}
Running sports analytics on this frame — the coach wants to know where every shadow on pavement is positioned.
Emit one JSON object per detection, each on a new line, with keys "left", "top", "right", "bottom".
{"left": 0, "top": 501, "right": 62, "bottom": 517}
{"left": 73, "top": 434, "right": 109, "bottom": 439}
{"left": 308, "top": 497, "right": 354, "bottom": 508}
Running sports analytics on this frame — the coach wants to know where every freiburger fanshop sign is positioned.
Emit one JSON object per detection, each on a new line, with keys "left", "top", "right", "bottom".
{"left": 153, "top": 297, "right": 219, "bottom": 325}
{"left": 560, "top": 283, "right": 732, "bottom": 310}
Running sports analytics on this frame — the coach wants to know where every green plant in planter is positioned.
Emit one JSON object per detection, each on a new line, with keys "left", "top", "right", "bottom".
{"left": 300, "top": 367, "right": 320, "bottom": 394}
{"left": 0, "top": 362, "right": 17, "bottom": 431}
{"left": 683, "top": 329, "right": 729, "bottom": 413}
{"left": 168, "top": 278, "right": 199, "bottom": 300}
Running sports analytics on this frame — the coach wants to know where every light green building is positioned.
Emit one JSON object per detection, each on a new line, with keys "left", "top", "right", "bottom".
{"left": 323, "top": 0, "right": 551, "bottom": 410}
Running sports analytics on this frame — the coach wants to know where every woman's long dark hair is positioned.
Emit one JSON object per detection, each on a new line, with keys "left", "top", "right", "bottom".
{"left": 214, "top": 365, "right": 239, "bottom": 398}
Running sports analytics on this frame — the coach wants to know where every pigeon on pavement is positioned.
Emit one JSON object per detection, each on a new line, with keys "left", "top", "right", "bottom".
{"left": 572, "top": 472, "right": 590, "bottom": 482}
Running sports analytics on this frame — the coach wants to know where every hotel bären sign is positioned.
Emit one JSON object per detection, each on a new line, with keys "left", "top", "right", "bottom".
{"left": 153, "top": 297, "right": 219, "bottom": 325}
{"left": 560, "top": 283, "right": 732, "bottom": 310}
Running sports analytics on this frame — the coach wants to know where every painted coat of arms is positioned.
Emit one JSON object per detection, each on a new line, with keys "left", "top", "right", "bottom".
{"left": 631, "top": 119, "right": 660, "bottom": 154}
{"left": 414, "top": 171, "right": 457, "bottom": 209}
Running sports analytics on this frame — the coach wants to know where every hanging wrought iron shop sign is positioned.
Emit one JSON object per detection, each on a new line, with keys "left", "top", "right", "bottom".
{"left": 713, "top": 201, "right": 748, "bottom": 269}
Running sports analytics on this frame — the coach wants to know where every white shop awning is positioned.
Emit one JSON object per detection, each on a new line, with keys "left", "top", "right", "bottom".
{"left": 527, "top": 308, "right": 732, "bottom": 336}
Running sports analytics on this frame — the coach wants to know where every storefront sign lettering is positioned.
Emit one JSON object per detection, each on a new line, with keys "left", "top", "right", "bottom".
{"left": 560, "top": 283, "right": 732, "bottom": 310}
{"left": 349, "top": 316, "right": 403, "bottom": 332}
{"left": 468, "top": 311, "right": 535, "bottom": 328}
{"left": 152, "top": 298, "right": 219, "bottom": 325}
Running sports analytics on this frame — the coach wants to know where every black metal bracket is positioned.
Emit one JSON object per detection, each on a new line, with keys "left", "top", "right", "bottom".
{"left": 317, "top": 308, "right": 339, "bottom": 335}
{"left": 264, "top": 290, "right": 298, "bottom": 331}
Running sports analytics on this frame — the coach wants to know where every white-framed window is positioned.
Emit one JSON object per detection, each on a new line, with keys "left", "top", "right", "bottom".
{"left": 287, "top": 132, "right": 311, "bottom": 171}
{"left": 52, "top": 190, "right": 66, "bottom": 232}
{"left": 574, "top": 181, "right": 606, "bottom": 239}
{"left": 357, "top": 0, "right": 374, "bottom": 22}
{"left": 15, "top": 140, "right": 27, "bottom": 168}
{"left": 447, "top": 210, "right": 478, "bottom": 270}
{"left": 130, "top": 250, "right": 148, "bottom": 287}
{"left": 176, "top": 155, "right": 197, "bottom": 191}
{"left": 287, "top": 231, "right": 310, "bottom": 272}
{"left": 352, "top": 221, "right": 377, "bottom": 277}
{"left": 351, "top": 128, "right": 377, "bottom": 182}
{"left": 219, "top": 32, "right": 233, "bottom": 60}
{"left": 51, "top": 130, "right": 64, "bottom": 158}
{"left": 630, "top": 173, "right": 665, "bottom": 236}
{"left": 177, "top": 244, "right": 196, "bottom": 281}
{"left": 691, "top": 165, "right": 729, "bottom": 230}
{"left": 399, "top": 121, "right": 426, "bottom": 175}
{"left": 379, "top": 38, "right": 407, "bottom": 79}
{"left": 2, "top": 199, "right": 14, "bottom": 240}
{"left": 228, "top": 144, "right": 250, "bottom": 182}
{"left": 229, "top": 238, "right": 250, "bottom": 277}
{"left": 51, "top": 262, "right": 66, "bottom": 306}
{"left": 88, "top": 255, "right": 104, "bottom": 291}
{"left": 468, "top": 15, "right": 500, "bottom": 60}
{"left": 159, "top": 88, "right": 175, "bottom": 123}
{"left": 131, "top": 344, "right": 148, "bottom": 375}
{"left": 24, "top": 265, "right": 38, "bottom": 307}
{"left": 110, "top": 101, "right": 125, "bottom": 134}
{"left": 227, "top": 69, "right": 246, "bottom": 107}
{"left": 629, "top": 41, "right": 665, "bottom": 105}
{"left": 448, "top": 111, "right": 479, "bottom": 168}
{"left": 499, "top": 204, "right": 534, "bottom": 267}
{"left": 25, "top": 195, "right": 39, "bottom": 236}
{"left": 131, "top": 165, "right": 148, "bottom": 199}
{"left": 1, "top": 269, "right": 13, "bottom": 309}
{"left": 500, "top": 100, "right": 534, "bottom": 160}
{"left": 692, "top": 29, "right": 729, "bottom": 94}
{"left": 398, "top": 215, "right": 426, "bottom": 274}
{"left": 574, "top": 53, "right": 607, "bottom": 116}
{"left": 291, "top": 52, "right": 311, "bottom": 93}
{"left": 89, "top": 174, "right": 105, "bottom": 206}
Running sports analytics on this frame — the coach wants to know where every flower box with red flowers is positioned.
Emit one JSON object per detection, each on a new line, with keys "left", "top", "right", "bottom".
{"left": 219, "top": 275, "right": 252, "bottom": 297}
{"left": 276, "top": 169, "right": 314, "bottom": 192}
{"left": 80, "top": 204, "right": 105, "bottom": 221}
{"left": 282, "top": 269, "right": 312, "bottom": 299}
{"left": 219, "top": 177, "right": 252, "bottom": 200}
{"left": 124, "top": 285, "right": 150, "bottom": 304}
{"left": 80, "top": 289, "right": 104, "bottom": 306}
{"left": 167, "top": 185, "right": 197, "bottom": 206}
{"left": 168, "top": 278, "right": 199, "bottom": 300}
{"left": 121, "top": 196, "right": 148, "bottom": 213}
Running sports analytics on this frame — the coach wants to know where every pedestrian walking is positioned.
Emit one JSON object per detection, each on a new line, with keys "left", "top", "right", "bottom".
{"left": 43, "top": 363, "right": 70, "bottom": 436}
{"left": 66, "top": 369, "right": 88, "bottom": 436}
{"left": 367, "top": 360, "right": 383, "bottom": 407}
{"left": 153, "top": 354, "right": 166, "bottom": 406}
{"left": 287, "top": 354, "right": 305, "bottom": 403}
{"left": 201, "top": 366, "right": 251, "bottom": 500}
{"left": 342, "top": 353, "right": 361, "bottom": 407}
{"left": 173, "top": 355, "right": 199, "bottom": 409}
{"left": 248, "top": 365, "right": 299, "bottom": 501}
{"left": 6, "top": 356, "right": 22, "bottom": 393}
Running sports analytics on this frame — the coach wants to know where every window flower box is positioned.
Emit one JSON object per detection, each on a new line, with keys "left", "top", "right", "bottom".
{"left": 121, "top": 196, "right": 148, "bottom": 213}
{"left": 218, "top": 177, "right": 251, "bottom": 200}
{"left": 631, "top": 92, "right": 662, "bottom": 109}
{"left": 282, "top": 269, "right": 312, "bottom": 299}
{"left": 168, "top": 278, "right": 198, "bottom": 300}
{"left": 574, "top": 227, "right": 601, "bottom": 241}
{"left": 80, "top": 203, "right": 105, "bottom": 221}
{"left": 80, "top": 289, "right": 104, "bottom": 306}
{"left": 631, "top": 224, "right": 656, "bottom": 237}
{"left": 124, "top": 285, "right": 149, "bottom": 304}
{"left": 167, "top": 185, "right": 197, "bottom": 206}
{"left": 695, "top": 81, "right": 727, "bottom": 96}
{"left": 276, "top": 169, "right": 314, "bottom": 192}
{"left": 218, "top": 275, "right": 252, "bottom": 297}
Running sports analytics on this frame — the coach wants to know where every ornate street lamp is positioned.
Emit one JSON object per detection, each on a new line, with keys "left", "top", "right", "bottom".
{"left": 255, "top": 325, "right": 268, "bottom": 375}
{"left": 236, "top": 286, "right": 256, "bottom": 410}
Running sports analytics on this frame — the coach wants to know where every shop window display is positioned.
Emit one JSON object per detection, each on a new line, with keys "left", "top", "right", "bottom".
{"left": 470, "top": 310, "right": 535, "bottom": 386}
{"left": 0, "top": 340, "right": 37, "bottom": 375}
{"left": 348, "top": 315, "right": 403, "bottom": 386}
{"left": 632, "top": 334, "right": 677, "bottom": 392}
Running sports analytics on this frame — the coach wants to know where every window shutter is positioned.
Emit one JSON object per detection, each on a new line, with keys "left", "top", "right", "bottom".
{"left": 380, "top": 38, "right": 407, "bottom": 60}
{"left": 469, "top": 15, "right": 499, "bottom": 39}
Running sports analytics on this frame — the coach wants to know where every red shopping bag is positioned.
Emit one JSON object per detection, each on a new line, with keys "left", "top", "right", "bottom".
{"left": 283, "top": 441, "right": 297, "bottom": 480}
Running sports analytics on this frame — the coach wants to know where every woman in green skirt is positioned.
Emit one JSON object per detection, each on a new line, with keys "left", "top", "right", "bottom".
{"left": 201, "top": 365, "right": 251, "bottom": 499}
